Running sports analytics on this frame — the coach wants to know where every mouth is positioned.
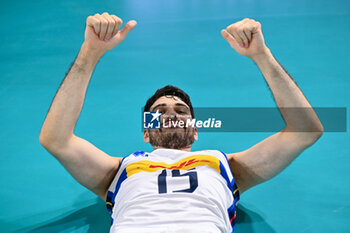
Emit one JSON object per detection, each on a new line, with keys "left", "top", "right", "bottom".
{"left": 160, "top": 120, "right": 187, "bottom": 131}
{"left": 162, "top": 121, "right": 186, "bottom": 128}
{"left": 162, "top": 125, "right": 185, "bottom": 129}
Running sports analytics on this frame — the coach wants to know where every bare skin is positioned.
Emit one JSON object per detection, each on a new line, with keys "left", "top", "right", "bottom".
{"left": 221, "top": 18, "right": 323, "bottom": 193}
{"left": 39, "top": 13, "right": 136, "bottom": 200}
{"left": 144, "top": 96, "right": 198, "bottom": 151}
{"left": 39, "top": 13, "right": 323, "bottom": 203}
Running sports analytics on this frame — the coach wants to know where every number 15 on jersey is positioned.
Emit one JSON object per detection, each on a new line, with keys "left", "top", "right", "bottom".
{"left": 157, "top": 168, "right": 198, "bottom": 194}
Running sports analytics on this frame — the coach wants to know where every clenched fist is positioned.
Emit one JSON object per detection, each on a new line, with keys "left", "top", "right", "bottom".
{"left": 221, "top": 18, "right": 269, "bottom": 59}
{"left": 84, "top": 12, "right": 137, "bottom": 53}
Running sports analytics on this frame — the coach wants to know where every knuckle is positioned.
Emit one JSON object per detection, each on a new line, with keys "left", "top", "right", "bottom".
{"left": 235, "top": 26, "right": 243, "bottom": 32}
{"left": 114, "top": 16, "right": 122, "bottom": 25}
{"left": 87, "top": 16, "right": 99, "bottom": 25}
{"left": 102, "top": 12, "right": 109, "bottom": 15}
{"left": 231, "top": 24, "right": 237, "bottom": 29}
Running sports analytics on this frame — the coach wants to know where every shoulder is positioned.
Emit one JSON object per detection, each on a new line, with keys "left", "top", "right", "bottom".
{"left": 119, "top": 150, "right": 151, "bottom": 163}
{"left": 202, "top": 149, "right": 229, "bottom": 157}
{"left": 110, "top": 156, "right": 123, "bottom": 164}
{"left": 196, "top": 150, "right": 233, "bottom": 163}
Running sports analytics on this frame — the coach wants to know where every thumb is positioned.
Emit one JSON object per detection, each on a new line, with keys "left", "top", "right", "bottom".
{"left": 221, "top": 29, "right": 238, "bottom": 49}
{"left": 119, "top": 20, "right": 137, "bottom": 40}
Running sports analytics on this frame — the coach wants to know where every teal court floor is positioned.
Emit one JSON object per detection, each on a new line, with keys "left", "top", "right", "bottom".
{"left": 0, "top": 0, "right": 349, "bottom": 232}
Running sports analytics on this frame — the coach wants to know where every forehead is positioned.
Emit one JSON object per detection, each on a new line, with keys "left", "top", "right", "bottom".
{"left": 150, "top": 96, "right": 189, "bottom": 110}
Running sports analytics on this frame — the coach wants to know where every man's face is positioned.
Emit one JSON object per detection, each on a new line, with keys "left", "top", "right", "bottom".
{"left": 144, "top": 95, "right": 198, "bottom": 150}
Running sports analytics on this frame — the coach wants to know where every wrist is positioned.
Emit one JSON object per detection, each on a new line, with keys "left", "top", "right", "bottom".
{"left": 249, "top": 47, "right": 272, "bottom": 63}
{"left": 81, "top": 41, "right": 106, "bottom": 60}
{"left": 74, "top": 42, "right": 105, "bottom": 70}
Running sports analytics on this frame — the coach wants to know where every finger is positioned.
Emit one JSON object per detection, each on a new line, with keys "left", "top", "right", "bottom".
{"left": 244, "top": 19, "right": 259, "bottom": 42}
{"left": 237, "top": 27, "right": 249, "bottom": 48}
{"left": 110, "top": 15, "right": 123, "bottom": 38}
{"left": 244, "top": 28, "right": 252, "bottom": 43}
{"left": 119, "top": 20, "right": 137, "bottom": 40}
{"left": 227, "top": 25, "right": 244, "bottom": 48}
{"left": 86, "top": 15, "right": 101, "bottom": 35}
{"left": 221, "top": 29, "right": 236, "bottom": 46}
{"left": 221, "top": 29, "right": 242, "bottom": 51}
{"left": 252, "top": 21, "right": 261, "bottom": 34}
{"left": 242, "top": 22, "right": 253, "bottom": 43}
{"left": 102, "top": 13, "right": 115, "bottom": 40}
{"left": 96, "top": 14, "right": 108, "bottom": 40}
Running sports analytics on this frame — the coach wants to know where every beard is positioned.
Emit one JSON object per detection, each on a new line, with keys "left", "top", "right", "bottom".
{"left": 148, "top": 124, "right": 195, "bottom": 150}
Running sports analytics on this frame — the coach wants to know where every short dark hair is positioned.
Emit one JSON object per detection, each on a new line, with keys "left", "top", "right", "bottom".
{"left": 144, "top": 85, "right": 195, "bottom": 118}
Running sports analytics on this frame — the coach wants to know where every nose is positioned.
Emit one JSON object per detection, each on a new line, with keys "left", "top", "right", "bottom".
{"left": 162, "top": 108, "right": 179, "bottom": 122}
{"left": 164, "top": 107, "right": 177, "bottom": 117}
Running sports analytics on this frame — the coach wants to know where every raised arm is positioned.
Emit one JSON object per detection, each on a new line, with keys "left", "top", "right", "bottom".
{"left": 221, "top": 18, "right": 323, "bottom": 193}
{"left": 39, "top": 12, "right": 137, "bottom": 200}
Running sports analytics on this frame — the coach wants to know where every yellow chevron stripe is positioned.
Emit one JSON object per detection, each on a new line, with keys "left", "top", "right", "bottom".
{"left": 126, "top": 154, "right": 220, "bottom": 177}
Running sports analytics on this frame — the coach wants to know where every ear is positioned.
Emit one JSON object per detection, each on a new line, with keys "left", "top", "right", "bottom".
{"left": 143, "top": 129, "right": 150, "bottom": 143}
{"left": 194, "top": 127, "right": 198, "bottom": 141}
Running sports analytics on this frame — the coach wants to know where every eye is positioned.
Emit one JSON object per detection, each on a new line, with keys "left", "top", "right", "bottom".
{"left": 157, "top": 107, "right": 166, "bottom": 113}
{"left": 176, "top": 109, "right": 187, "bottom": 114}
